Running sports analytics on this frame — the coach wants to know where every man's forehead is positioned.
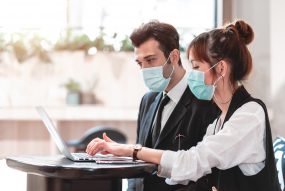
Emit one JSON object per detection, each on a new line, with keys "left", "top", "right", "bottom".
{"left": 134, "top": 49, "right": 157, "bottom": 59}
{"left": 134, "top": 48, "right": 162, "bottom": 61}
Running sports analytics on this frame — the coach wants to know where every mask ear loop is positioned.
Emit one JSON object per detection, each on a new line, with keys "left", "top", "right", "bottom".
{"left": 210, "top": 61, "right": 233, "bottom": 104}
{"left": 206, "top": 60, "right": 226, "bottom": 87}
{"left": 206, "top": 62, "right": 220, "bottom": 72}
{"left": 163, "top": 52, "right": 175, "bottom": 79}
{"left": 213, "top": 74, "right": 223, "bottom": 87}
{"left": 213, "top": 73, "right": 233, "bottom": 104}
{"left": 204, "top": 61, "right": 221, "bottom": 86}
{"left": 168, "top": 65, "right": 175, "bottom": 78}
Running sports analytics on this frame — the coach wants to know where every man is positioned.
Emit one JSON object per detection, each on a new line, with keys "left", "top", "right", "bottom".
{"left": 128, "top": 21, "right": 219, "bottom": 191}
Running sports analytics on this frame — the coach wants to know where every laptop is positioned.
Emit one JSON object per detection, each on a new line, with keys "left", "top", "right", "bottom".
{"left": 36, "top": 106, "right": 135, "bottom": 163}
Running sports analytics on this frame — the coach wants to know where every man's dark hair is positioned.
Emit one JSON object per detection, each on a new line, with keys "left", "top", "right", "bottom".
{"left": 130, "top": 20, "right": 182, "bottom": 65}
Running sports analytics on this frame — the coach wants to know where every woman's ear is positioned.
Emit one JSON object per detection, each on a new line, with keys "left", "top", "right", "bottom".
{"left": 218, "top": 60, "right": 227, "bottom": 77}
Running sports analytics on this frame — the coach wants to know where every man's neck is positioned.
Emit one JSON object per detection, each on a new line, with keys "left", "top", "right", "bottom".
{"left": 165, "top": 67, "right": 186, "bottom": 93}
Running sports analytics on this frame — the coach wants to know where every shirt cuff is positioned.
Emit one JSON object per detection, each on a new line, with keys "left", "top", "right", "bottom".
{"left": 157, "top": 150, "right": 177, "bottom": 178}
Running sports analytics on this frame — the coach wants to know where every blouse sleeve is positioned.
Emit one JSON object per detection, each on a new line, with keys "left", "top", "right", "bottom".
{"left": 158, "top": 101, "right": 266, "bottom": 184}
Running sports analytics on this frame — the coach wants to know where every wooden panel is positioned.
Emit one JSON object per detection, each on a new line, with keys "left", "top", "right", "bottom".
{"left": 0, "top": 119, "right": 136, "bottom": 158}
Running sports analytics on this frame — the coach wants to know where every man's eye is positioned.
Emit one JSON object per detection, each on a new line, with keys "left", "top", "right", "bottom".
{"left": 146, "top": 58, "right": 155, "bottom": 63}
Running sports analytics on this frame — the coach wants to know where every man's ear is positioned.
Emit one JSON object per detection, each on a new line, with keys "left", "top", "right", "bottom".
{"left": 170, "top": 49, "right": 180, "bottom": 65}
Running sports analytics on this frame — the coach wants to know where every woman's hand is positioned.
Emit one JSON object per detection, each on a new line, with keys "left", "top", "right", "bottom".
{"left": 85, "top": 133, "right": 133, "bottom": 157}
{"left": 86, "top": 133, "right": 164, "bottom": 164}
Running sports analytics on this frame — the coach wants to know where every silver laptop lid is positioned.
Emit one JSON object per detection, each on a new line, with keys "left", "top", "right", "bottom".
{"left": 36, "top": 106, "right": 75, "bottom": 160}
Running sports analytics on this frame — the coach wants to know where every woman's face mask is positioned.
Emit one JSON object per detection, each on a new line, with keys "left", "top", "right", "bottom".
{"left": 141, "top": 53, "right": 174, "bottom": 92}
{"left": 187, "top": 62, "right": 222, "bottom": 100}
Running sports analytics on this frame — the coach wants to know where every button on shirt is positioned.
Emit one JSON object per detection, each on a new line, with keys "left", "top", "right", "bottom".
{"left": 158, "top": 101, "right": 266, "bottom": 185}
{"left": 153, "top": 73, "right": 188, "bottom": 133}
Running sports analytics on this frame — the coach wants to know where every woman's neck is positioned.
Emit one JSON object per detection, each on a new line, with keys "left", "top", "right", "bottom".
{"left": 214, "top": 82, "right": 238, "bottom": 118}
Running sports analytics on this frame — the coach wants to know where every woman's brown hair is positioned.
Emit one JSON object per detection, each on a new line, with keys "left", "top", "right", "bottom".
{"left": 187, "top": 20, "right": 254, "bottom": 84}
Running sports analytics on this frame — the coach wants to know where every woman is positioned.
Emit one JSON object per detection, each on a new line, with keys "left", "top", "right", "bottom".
{"left": 86, "top": 20, "right": 280, "bottom": 191}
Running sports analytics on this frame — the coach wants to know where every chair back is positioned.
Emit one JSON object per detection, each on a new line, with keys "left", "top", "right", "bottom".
{"left": 66, "top": 126, "right": 127, "bottom": 152}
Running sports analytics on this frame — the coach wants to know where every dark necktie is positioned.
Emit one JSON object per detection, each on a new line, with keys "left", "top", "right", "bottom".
{"left": 152, "top": 95, "right": 170, "bottom": 147}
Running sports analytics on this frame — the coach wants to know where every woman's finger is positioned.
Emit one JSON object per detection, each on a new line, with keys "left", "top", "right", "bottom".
{"left": 86, "top": 139, "right": 97, "bottom": 153}
{"left": 90, "top": 140, "right": 107, "bottom": 156}
{"left": 86, "top": 138, "right": 103, "bottom": 153}
{"left": 103, "top": 133, "right": 115, "bottom": 143}
{"left": 89, "top": 140, "right": 102, "bottom": 155}
{"left": 86, "top": 139, "right": 95, "bottom": 153}
{"left": 100, "top": 150, "right": 110, "bottom": 155}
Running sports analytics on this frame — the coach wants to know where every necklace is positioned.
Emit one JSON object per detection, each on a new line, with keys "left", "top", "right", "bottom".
{"left": 213, "top": 94, "right": 232, "bottom": 104}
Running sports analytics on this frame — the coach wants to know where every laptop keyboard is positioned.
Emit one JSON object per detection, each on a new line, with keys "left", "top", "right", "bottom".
{"left": 72, "top": 152, "right": 95, "bottom": 161}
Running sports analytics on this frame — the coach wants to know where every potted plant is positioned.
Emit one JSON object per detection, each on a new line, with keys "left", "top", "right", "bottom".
{"left": 80, "top": 78, "right": 98, "bottom": 105}
{"left": 63, "top": 79, "right": 81, "bottom": 105}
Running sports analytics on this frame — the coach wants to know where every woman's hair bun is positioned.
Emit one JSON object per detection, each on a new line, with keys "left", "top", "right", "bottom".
{"left": 233, "top": 20, "right": 254, "bottom": 45}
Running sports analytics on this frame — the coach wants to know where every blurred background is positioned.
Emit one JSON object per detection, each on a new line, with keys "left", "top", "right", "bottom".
{"left": 0, "top": 0, "right": 285, "bottom": 190}
{"left": 0, "top": 0, "right": 218, "bottom": 157}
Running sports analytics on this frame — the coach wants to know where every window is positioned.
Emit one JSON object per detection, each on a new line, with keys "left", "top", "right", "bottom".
{"left": 0, "top": 0, "right": 66, "bottom": 30}
{"left": 80, "top": 0, "right": 217, "bottom": 49}
{"left": 0, "top": 0, "right": 219, "bottom": 107}
{"left": 0, "top": 0, "right": 218, "bottom": 50}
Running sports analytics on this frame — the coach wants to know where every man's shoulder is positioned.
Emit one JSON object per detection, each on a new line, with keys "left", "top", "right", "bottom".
{"left": 138, "top": 92, "right": 161, "bottom": 112}
{"left": 142, "top": 91, "right": 160, "bottom": 102}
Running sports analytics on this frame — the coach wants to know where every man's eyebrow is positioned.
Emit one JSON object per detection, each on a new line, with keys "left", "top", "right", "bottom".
{"left": 135, "top": 54, "right": 156, "bottom": 63}
{"left": 143, "top": 54, "right": 156, "bottom": 60}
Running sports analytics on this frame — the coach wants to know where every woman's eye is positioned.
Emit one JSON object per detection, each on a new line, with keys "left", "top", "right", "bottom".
{"left": 136, "top": 62, "right": 142, "bottom": 67}
{"left": 192, "top": 66, "right": 199, "bottom": 69}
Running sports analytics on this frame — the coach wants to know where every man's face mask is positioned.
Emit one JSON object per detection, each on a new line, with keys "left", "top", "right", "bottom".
{"left": 187, "top": 62, "right": 222, "bottom": 100}
{"left": 141, "top": 53, "right": 174, "bottom": 92}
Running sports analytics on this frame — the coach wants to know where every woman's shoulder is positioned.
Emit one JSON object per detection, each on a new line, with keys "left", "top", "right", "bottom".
{"left": 234, "top": 101, "right": 266, "bottom": 121}
{"left": 241, "top": 100, "right": 264, "bottom": 109}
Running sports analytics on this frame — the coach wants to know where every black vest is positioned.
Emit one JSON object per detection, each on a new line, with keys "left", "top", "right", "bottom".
{"left": 194, "top": 86, "right": 281, "bottom": 191}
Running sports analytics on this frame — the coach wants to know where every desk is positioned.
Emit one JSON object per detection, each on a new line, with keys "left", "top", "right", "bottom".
{"left": 6, "top": 155, "right": 157, "bottom": 191}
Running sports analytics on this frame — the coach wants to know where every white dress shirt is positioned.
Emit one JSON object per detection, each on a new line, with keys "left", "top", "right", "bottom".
{"left": 158, "top": 101, "right": 266, "bottom": 185}
{"left": 153, "top": 73, "right": 188, "bottom": 132}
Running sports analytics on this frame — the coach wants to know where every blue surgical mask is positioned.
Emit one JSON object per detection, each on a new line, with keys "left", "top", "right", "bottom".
{"left": 187, "top": 63, "right": 221, "bottom": 100}
{"left": 142, "top": 54, "right": 174, "bottom": 92}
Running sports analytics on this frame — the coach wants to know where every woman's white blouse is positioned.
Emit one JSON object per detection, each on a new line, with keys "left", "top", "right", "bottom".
{"left": 158, "top": 101, "right": 266, "bottom": 185}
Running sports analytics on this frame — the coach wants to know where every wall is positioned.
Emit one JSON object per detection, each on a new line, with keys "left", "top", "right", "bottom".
{"left": 231, "top": 0, "right": 271, "bottom": 105}
{"left": 0, "top": 51, "right": 147, "bottom": 108}
{"left": 226, "top": 0, "right": 285, "bottom": 137}
{"left": 270, "top": 0, "right": 285, "bottom": 137}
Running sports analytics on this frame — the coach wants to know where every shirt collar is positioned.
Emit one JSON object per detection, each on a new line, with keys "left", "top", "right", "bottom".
{"left": 164, "top": 73, "right": 188, "bottom": 104}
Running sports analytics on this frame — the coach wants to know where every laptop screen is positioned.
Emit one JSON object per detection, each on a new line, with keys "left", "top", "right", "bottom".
{"left": 36, "top": 106, "right": 74, "bottom": 159}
